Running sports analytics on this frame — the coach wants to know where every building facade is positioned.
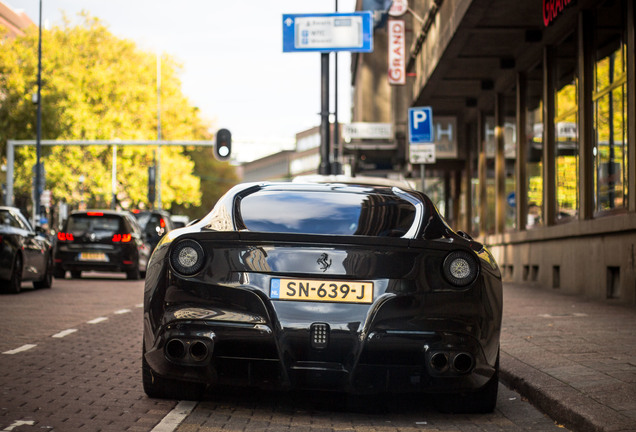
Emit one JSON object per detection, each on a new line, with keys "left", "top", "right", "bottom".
{"left": 352, "top": 0, "right": 636, "bottom": 303}
{"left": 0, "top": 1, "right": 33, "bottom": 38}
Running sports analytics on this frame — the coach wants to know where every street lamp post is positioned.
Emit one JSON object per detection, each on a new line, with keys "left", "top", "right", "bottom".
{"left": 34, "top": 0, "right": 43, "bottom": 226}
{"left": 79, "top": 174, "right": 85, "bottom": 210}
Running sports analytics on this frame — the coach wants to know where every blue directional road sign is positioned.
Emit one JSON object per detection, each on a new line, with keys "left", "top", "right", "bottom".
{"left": 408, "top": 107, "right": 433, "bottom": 143}
{"left": 282, "top": 12, "right": 374, "bottom": 53}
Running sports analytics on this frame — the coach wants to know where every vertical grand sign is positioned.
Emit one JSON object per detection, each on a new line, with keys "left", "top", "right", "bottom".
{"left": 388, "top": 20, "right": 405, "bottom": 85}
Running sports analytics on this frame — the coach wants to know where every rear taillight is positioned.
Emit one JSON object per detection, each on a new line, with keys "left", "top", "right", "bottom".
{"left": 159, "top": 218, "right": 166, "bottom": 228}
{"left": 112, "top": 233, "right": 132, "bottom": 243}
{"left": 57, "top": 232, "right": 74, "bottom": 242}
{"left": 86, "top": 212, "right": 103, "bottom": 216}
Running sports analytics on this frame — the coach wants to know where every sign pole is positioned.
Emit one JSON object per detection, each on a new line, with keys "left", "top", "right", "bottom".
{"left": 420, "top": 164, "right": 425, "bottom": 193}
{"left": 331, "top": 0, "right": 341, "bottom": 175}
{"left": 319, "top": 52, "right": 331, "bottom": 174}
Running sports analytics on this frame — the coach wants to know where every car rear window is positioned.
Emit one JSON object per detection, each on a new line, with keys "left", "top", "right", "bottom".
{"left": 67, "top": 215, "right": 123, "bottom": 234}
{"left": 239, "top": 190, "right": 416, "bottom": 236}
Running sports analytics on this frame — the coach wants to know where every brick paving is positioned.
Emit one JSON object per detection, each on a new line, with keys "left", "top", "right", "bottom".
{"left": 0, "top": 273, "right": 570, "bottom": 432}
{"left": 174, "top": 384, "right": 566, "bottom": 432}
{"left": 0, "top": 274, "right": 176, "bottom": 431}
{"left": 6, "top": 274, "right": 634, "bottom": 431}
{"left": 500, "top": 283, "right": 636, "bottom": 432}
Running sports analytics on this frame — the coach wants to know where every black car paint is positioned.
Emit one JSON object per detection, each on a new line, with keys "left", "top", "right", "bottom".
{"left": 0, "top": 206, "right": 53, "bottom": 293}
{"left": 54, "top": 210, "right": 150, "bottom": 279}
{"left": 135, "top": 210, "right": 174, "bottom": 253}
{"left": 143, "top": 183, "right": 502, "bottom": 407}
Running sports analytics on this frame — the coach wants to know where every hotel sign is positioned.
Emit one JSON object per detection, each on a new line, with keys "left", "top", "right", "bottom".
{"left": 543, "top": 0, "right": 574, "bottom": 27}
{"left": 343, "top": 122, "right": 393, "bottom": 140}
{"left": 388, "top": 20, "right": 406, "bottom": 85}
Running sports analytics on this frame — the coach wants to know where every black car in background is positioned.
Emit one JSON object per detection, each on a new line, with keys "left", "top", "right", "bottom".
{"left": 54, "top": 210, "right": 150, "bottom": 280}
{"left": 0, "top": 206, "right": 53, "bottom": 293}
{"left": 142, "top": 181, "right": 503, "bottom": 413}
{"left": 134, "top": 210, "right": 174, "bottom": 253}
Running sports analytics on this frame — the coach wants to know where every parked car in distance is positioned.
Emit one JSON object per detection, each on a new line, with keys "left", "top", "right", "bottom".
{"left": 134, "top": 210, "right": 174, "bottom": 253}
{"left": 142, "top": 180, "right": 503, "bottom": 413}
{"left": 0, "top": 206, "right": 53, "bottom": 293}
{"left": 170, "top": 215, "right": 190, "bottom": 229}
{"left": 54, "top": 210, "right": 150, "bottom": 280}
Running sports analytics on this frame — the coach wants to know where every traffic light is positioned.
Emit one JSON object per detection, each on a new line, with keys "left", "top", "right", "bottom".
{"left": 215, "top": 128, "right": 232, "bottom": 161}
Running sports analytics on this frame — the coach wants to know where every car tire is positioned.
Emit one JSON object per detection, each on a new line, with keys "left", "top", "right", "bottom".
{"left": 6, "top": 254, "right": 23, "bottom": 294}
{"left": 70, "top": 270, "right": 82, "bottom": 279}
{"left": 435, "top": 350, "right": 499, "bottom": 414}
{"left": 127, "top": 267, "right": 141, "bottom": 280}
{"left": 34, "top": 254, "right": 53, "bottom": 289}
{"left": 142, "top": 348, "right": 206, "bottom": 400}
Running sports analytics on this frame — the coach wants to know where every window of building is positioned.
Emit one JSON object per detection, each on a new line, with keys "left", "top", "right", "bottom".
{"left": 593, "top": 3, "right": 628, "bottom": 214}
{"left": 554, "top": 34, "right": 579, "bottom": 222}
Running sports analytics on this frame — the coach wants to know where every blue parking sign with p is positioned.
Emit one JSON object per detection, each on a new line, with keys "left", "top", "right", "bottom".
{"left": 408, "top": 107, "right": 433, "bottom": 143}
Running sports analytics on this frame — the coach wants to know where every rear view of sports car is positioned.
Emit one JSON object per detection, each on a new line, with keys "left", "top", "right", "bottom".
{"left": 142, "top": 180, "right": 502, "bottom": 412}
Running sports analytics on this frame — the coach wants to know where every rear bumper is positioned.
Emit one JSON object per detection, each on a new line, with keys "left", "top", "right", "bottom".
{"left": 54, "top": 247, "right": 137, "bottom": 273}
{"left": 144, "top": 319, "right": 497, "bottom": 394}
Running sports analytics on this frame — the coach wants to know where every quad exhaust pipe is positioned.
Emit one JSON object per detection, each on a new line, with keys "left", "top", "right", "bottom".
{"left": 165, "top": 338, "right": 211, "bottom": 363}
{"left": 429, "top": 351, "right": 474, "bottom": 374}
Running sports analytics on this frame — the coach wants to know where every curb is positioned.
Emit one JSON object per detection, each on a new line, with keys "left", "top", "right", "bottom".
{"left": 500, "top": 351, "right": 632, "bottom": 432}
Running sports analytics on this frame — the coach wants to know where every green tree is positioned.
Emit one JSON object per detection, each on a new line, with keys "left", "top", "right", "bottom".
{"left": 0, "top": 13, "right": 236, "bottom": 213}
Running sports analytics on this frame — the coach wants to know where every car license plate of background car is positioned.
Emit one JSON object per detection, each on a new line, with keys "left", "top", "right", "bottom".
{"left": 270, "top": 278, "right": 373, "bottom": 304}
{"left": 78, "top": 252, "right": 108, "bottom": 262}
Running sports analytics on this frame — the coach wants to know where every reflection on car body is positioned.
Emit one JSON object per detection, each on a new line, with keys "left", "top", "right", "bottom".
{"left": 0, "top": 206, "right": 53, "bottom": 293}
{"left": 142, "top": 180, "right": 502, "bottom": 413}
{"left": 134, "top": 210, "right": 174, "bottom": 253}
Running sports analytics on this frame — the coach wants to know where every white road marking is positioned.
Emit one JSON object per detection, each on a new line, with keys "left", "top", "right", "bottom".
{"left": 150, "top": 401, "right": 197, "bottom": 432}
{"left": 114, "top": 309, "right": 131, "bottom": 314}
{"left": 2, "top": 344, "right": 36, "bottom": 355}
{"left": 135, "top": 303, "right": 143, "bottom": 308}
{"left": 52, "top": 329, "right": 78, "bottom": 338}
{"left": 3, "top": 420, "right": 35, "bottom": 431}
{"left": 87, "top": 317, "right": 108, "bottom": 324}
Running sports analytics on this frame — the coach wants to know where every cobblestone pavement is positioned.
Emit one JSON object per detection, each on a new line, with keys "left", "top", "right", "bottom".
{"left": 0, "top": 273, "right": 177, "bottom": 431}
{"left": 500, "top": 283, "right": 636, "bottom": 432}
{"left": 0, "top": 273, "right": 570, "bottom": 431}
{"left": 173, "top": 383, "right": 567, "bottom": 432}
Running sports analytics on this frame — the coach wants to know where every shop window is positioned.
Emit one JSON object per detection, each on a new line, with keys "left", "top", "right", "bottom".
{"left": 594, "top": 35, "right": 627, "bottom": 214}
{"left": 554, "top": 34, "right": 579, "bottom": 222}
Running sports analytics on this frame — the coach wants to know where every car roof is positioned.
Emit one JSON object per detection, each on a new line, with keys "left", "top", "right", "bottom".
{"left": 70, "top": 209, "right": 128, "bottom": 215}
{"left": 292, "top": 175, "right": 416, "bottom": 190}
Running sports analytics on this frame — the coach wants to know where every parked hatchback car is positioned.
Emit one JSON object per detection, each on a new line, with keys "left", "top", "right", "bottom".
{"left": 54, "top": 210, "right": 150, "bottom": 279}
{"left": 0, "top": 206, "right": 53, "bottom": 293}
{"left": 134, "top": 210, "right": 174, "bottom": 253}
{"left": 142, "top": 181, "right": 503, "bottom": 413}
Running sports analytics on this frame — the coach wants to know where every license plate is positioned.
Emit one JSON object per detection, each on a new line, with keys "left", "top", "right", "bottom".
{"left": 270, "top": 278, "right": 373, "bottom": 304}
{"left": 78, "top": 252, "right": 108, "bottom": 262}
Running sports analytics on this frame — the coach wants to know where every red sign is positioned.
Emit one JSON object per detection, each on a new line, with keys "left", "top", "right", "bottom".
{"left": 543, "top": 0, "right": 574, "bottom": 27}
{"left": 388, "top": 20, "right": 406, "bottom": 85}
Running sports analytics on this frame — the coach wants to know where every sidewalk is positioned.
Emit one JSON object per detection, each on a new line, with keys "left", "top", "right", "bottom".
{"left": 500, "top": 283, "right": 636, "bottom": 432}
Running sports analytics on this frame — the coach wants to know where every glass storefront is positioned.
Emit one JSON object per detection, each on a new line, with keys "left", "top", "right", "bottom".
{"left": 593, "top": 6, "right": 628, "bottom": 214}
{"left": 554, "top": 34, "right": 579, "bottom": 222}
